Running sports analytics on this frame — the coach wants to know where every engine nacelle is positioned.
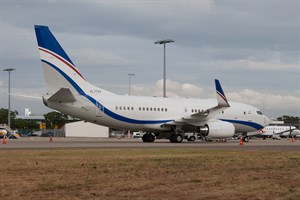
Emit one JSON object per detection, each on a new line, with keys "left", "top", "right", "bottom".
{"left": 197, "top": 121, "right": 235, "bottom": 138}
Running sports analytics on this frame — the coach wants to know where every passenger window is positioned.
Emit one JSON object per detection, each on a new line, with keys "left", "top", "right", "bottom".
{"left": 139, "top": 107, "right": 141, "bottom": 111}
{"left": 165, "top": 108, "right": 167, "bottom": 112}
{"left": 150, "top": 108, "right": 152, "bottom": 111}
{"left": 131, "top": 107, "right": 134, "bottom": 110}
{"left": 158, "top": 108, "right": 160, "bottom": 111}
{"left": 123, "top": 106, "right": 126, "bottom": 110}
{"left": 119, "top": 106, "right": 122, "bottom": 110}
{"left": 127, "top": 106, "right": 130, "bottom": 110}
{"left": 154, "top": 108, "right": 156, "bottom": 111}
{"left": 146, "top": 107, "right": 149, "bottom": 111}
{"left": 115, "top": 106, "right": 118, "bottom": 110}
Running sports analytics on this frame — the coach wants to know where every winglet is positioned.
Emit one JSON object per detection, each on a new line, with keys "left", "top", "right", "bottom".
{"left": 215, "top": 79, "right": 230, "bottom": 107}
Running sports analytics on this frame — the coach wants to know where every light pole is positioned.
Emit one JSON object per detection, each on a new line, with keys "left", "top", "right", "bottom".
{"left": 3, "top": 68, "right": 16, "bottom": 128}
{"left": 155, "top": 39, "right": 174, "bottom": 98}
{"left": 128, "top": 73, "right": 135, "bottom": 95}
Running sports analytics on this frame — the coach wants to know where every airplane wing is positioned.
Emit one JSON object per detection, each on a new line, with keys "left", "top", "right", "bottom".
{"left": 165, "top": 79, "right": 230, "bottom": 126}
{"left": 273, "top": 128, "right": 298, "bottom": 136}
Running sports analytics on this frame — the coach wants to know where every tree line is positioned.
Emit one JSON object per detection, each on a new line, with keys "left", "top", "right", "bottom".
{"left": 0, "top": 108, "right": 72, "bottom": 133}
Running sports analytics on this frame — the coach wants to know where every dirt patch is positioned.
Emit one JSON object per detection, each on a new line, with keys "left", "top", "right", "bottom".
{"left": 1, "top": 149, "right": 300, "bottom": 199}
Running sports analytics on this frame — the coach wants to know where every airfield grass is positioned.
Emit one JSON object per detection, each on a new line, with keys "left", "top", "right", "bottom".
{"left": 0, "top": 149, "right": 300, "bottom": 200}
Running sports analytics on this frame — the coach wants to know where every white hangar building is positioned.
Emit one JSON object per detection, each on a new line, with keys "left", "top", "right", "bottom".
{"left": 64, "top": 121, "right": 109, "bottom": 138}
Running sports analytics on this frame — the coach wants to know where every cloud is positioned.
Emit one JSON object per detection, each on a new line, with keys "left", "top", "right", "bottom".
{"left": 131, "top": 79, "right": 206, "bottom": 98}
{"left": 227, "top": 89, "right": 300, "bottom": 117}
{"left": 219, "top": 59, "right": 298, "bottom": 72}
{"left": 71, "top": 48, "right": 131, "bottom": 67}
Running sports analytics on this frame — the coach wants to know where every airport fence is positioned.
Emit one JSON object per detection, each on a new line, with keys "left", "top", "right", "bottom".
{"left": 41, "top": 128, "right": 65, "bottom": 137}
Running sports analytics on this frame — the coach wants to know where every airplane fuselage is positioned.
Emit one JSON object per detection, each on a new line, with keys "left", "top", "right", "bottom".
{"left": 45, "top": 93, "right": 268, "bottom": 134}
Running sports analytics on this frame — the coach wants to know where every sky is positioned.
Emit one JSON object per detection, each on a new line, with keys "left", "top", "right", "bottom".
{"left": 0, "top": 0, "right": 299, "bottom": 119}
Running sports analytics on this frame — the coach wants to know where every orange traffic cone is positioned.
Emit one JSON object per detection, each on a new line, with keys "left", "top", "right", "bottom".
{"left": 2, "top": 137, "right": 7, "bottom": 145}
{"left": 291, "top": 136, "right": 295, "bottom": 143}
{"left": 50, "top": 135, "right": 53, "bottom": 143}
{"left": 239, "top": 137, "right": 244, "bottom": 145}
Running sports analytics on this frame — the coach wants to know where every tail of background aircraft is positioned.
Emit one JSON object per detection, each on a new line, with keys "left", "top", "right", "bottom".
{"left": 34, "top": 25, "right": 113, "bottom": 96}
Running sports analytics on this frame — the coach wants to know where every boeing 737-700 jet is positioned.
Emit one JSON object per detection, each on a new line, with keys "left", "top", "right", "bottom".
{"left": 34, "top": 25, "right": 270, "bottom": 143}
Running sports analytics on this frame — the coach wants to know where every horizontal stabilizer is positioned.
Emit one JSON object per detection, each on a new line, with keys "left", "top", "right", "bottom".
{"left": 47, "top": 88, "right": 76, "bottom": 103}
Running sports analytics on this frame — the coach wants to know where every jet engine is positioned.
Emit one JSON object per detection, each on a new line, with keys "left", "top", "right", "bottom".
{"left": 197, "top": 121, "right": 235, "bottom": 138}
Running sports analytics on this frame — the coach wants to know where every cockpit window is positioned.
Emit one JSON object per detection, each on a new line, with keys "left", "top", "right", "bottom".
{"left": 257, "top": 111, "right": 263, "bottom": 115}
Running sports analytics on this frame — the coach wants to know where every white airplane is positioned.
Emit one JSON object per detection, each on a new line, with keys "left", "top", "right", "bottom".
{"left": 34, "top": 25, "right": 270, "bottom": 143}
{"left": 256, "top": 125, "right": 300, "bottom": 139}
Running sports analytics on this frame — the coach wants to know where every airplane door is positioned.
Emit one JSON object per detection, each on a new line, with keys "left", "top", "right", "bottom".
{"left": 96, "top": 101, "right": 104, "bottom": 117}
{"left": 183, "top": 106, "right": 188, "bottom": 117}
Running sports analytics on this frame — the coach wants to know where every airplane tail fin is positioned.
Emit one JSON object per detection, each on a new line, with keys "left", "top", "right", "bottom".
{"left": 215, "top": 79, "right": 230, "bottom": 107}
{"left": 34, "top": 25, "right": 88, "bottom": 96}
{"left": 34, "top": 25, "right": 114, "bottom": 97}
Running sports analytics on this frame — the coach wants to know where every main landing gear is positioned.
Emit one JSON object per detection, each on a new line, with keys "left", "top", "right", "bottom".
{"left": 169, "top": 126, "right": 184, "bottom": 143}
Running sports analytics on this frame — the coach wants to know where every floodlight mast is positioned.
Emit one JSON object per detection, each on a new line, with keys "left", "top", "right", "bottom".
{"left": 154, "top": 39, "right": 174, "bottom": 98}
{"left": 3, "top": 68, "right": 16, "bottom": 129}
{"left": 128, "top": 73, "right": 135, "bottom": 96}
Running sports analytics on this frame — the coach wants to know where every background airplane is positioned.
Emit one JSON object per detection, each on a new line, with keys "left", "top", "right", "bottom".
{"left": 254, "top": 125, "right": 300, "bottom": 139}
{"left": 34, "top": 25, "right": 270, "bottom": 143}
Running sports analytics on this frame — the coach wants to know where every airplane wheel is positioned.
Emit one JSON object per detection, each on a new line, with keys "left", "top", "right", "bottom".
{"left": 175, "top": 134, "right": 183, "bottom": 143}
{"left": 170, "top": 134, "right": 176, "bottom": 143}
{"left": 243, "top": 137, "right": 249, "bottom": 142}
{"left": 189, "top": 136, "right": 196, "bottom": 142}
{"left": 143, "top": 133, "right": 155, "bottom": 143}
{"left": 148, "top": 134, "right": 155, "bottom": 143}
{"left": 142, "top": 134, "right": 149, "bottom": 142}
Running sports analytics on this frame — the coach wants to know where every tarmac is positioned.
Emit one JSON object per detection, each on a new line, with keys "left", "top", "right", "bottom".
{"left": 1, "top": 137, "right": 300, "bottom": 151}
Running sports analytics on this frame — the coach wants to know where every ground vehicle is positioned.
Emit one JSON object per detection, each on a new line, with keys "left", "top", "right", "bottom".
{"left": 133, "top": 132, "right": 144, "bottom": 138}
{"left": 0, "top": 128, "right": 7, "bottom": 138}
